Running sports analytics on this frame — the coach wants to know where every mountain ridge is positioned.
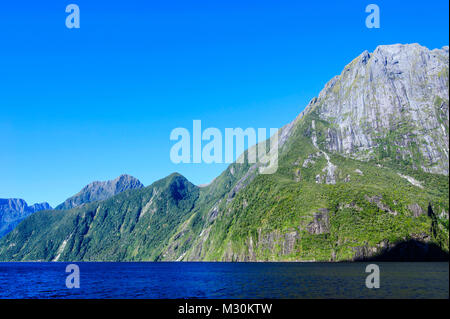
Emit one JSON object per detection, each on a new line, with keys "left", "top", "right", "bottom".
{"left": 55, "top": 174, "right": 144, "bottom": 210}
{"left": 0, "top": 199, "right": 52, "bottom": 238}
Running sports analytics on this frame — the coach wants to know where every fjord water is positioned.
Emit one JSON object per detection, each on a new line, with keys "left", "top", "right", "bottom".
{"left": 0, "top": 262, "right": 448, "bottom": 299}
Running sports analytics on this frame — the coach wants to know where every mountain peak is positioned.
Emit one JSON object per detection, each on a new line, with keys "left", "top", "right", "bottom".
{"left": 304, "top": 43, "right": 449, "bottom": 175}
{"left": 56, "top": 174, "right": 144, "bottom": 210}
{"left": 374, "top": 42, "right": 422, "bottom": 51}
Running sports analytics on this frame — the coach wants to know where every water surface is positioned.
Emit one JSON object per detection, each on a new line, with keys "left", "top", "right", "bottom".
{"left": 0, "top": 262, "right": 447, "bottom": 299}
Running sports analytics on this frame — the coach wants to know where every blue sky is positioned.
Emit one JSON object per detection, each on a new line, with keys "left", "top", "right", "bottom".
{"left": 0, "top": 0, "right": 448, "bottom": 207}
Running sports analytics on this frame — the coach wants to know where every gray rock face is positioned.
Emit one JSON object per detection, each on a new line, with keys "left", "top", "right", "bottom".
{"left": 221, "top": 228, "right": 301, "bottom": 262}
{"left": 365, "top": 195, "right": 398, "bottom": 216}
{"left": 0, "top": 199, "right": 52, "bottom": 238}
{"left": 408, "top": 203, "right": 425, "bottom": 217}
{"left": 307, "top": 43, "right": 449, "bottom": 175}
{"left": 306, "top": 209, "right": 330, "bottom": 234}
{"left": 56, "top": 174, "right": 144, "bottom": 210}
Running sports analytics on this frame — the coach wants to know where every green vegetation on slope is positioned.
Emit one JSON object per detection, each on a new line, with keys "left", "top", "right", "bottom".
{"left": 0, "top": 174, "right": 199, "bottom": 261}
{"left": 187, "top": 112, "right": 449, "bottom": 261}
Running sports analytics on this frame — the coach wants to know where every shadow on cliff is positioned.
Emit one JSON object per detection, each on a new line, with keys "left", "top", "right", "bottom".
{"left": 355, "top": 239, "right": 449, "bottom": 262}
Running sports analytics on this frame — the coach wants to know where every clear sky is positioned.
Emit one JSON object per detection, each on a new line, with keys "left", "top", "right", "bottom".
{"left": 0, "top": 0, "right": 448, "bottom": 207}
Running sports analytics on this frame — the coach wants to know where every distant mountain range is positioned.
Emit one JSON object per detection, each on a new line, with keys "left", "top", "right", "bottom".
{"left": 0, "top": 174, "right": 144, "bottom": 238}
{"left": 0, "top": 43, "right": 448, "bottom": 261}
{"left": 0, "top": 199, "right": 51, "bottom": 238}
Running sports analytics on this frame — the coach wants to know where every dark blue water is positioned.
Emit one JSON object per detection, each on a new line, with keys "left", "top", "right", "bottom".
{"left": 0, "top": 262, "right": 448, "bottom": 299}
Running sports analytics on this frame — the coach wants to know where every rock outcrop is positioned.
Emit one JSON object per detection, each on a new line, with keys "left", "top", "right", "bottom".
{"left": 306, "top": 209, "right": 330, "bottom": 234}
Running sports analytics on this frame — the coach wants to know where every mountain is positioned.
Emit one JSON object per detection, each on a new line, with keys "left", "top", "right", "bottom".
{"left": 307, "top": 43, "right": 449, "bottom": 175}
{"left": 0, "top": 174, "right": 142, "bottom": 239}
{"left": 55, "top": 174, "right": 144, "bottom": 210}
{"left": 0, "top": 199, "right": 52, "bottom": 238}
{"left": 0, "top": 43, "right": 448, "bottom": 261}
{"left": 0, "top": 174, "right": 198, "bottom": 261}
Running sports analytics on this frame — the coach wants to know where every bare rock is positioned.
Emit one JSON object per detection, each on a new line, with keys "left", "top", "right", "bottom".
{"left": 306, "top": 208, "right": 330, "bottom": 234}
{"left": 408, "top": 203, "right": 425, "bottom": 217}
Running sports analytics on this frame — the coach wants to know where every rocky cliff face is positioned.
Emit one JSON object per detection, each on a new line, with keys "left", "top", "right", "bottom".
{"left": 176, "top": 43, "right": 449, "bottom": 261}
{"left": 306, "top": 44, "right": 449, "bottom": 175}
{"left": 0, "top": 199, "right": 52, "bottom": 238}
{"left": 56, "top": 174, "right": 144, "bottom": 210}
